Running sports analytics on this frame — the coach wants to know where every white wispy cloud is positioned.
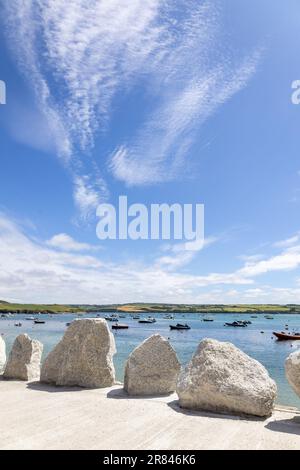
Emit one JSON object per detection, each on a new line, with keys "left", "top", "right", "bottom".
{"left": 156, "top": 236, "right": 218, "bottom": 269}
{"left": 238, "top": 254, "right": 265, "bottom": 262}
{"left": 0, "top": 214, "right": 216, "bottom": 303}
{"left": 3, "top": 0, "right": 72, "bottom": 160}
{"left": 2, "top": 0, "right": 170, "bottom": 216}
{"left": 109, "top": 26, "right": 262, "bottom": 185}
{"left": 155, "top": 232, "right": 300, "bottom": 287}
{"left": 46, "top": 233, "right": 100, "bottom": 252}
{"left": 238, "top": 244, "right": 300, "bottom": 278}
{"left": 3, "top": 0, "right": 262, "bottom": 215}
{"left": 4, "top": 101, "right": 59, "bottom": 154}
{"left": 1, "top": 214, "right": 300, "bottom": 303}
{"left": 3, "top": 0, "right": 167, "bottom": 152}
{"left": 36, "top": 0, "right": 168, "bottom": 150}
{"left": 73, "top": 175, "right": 108, "bottom": 221}
{"left": 273, "top": 233, "right": 300, "bottom": 249}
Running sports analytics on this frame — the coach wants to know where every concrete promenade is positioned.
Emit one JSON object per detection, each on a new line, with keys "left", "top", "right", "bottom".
{"left": 1, "top": 379, "right": 300, "bottom": 450}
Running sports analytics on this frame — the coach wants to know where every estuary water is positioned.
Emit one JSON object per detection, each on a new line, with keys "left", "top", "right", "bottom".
{"left": 1, "top": 312, "right": 300, "bottom": 408}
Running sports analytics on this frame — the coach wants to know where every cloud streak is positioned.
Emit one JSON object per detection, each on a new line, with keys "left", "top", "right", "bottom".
{"left": 109, "top": 18, "right": 261, "bottom": 185}
{"left": 110, "top": 57, "right": 261, "bottom": 185}
{"left": 2, "top": 0, "right": 170, "bottom": 215}
{"left": 46, "top": 233, "right": 101, "bottom": 252}
{"left": 3, "top": 1, "right": 261, "bottom": 215}
{"left": 156, "top": 236, "right": 218, "bottom": 270}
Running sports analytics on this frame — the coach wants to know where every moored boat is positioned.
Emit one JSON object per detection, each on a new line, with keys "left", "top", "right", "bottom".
{"left": 147, "top": 317, "right": 156, "bottom": 323}
{"left": 169, "top": 323, "right": 190, "bottom": 330}
{"left": 112, "top": 323, "right": 129, "bottom": 329}
{"left": 224, "top": 321, "right": 247, "bottom": 327}
{"left": 34, "top": 319, "right": 45, "bottom": 324}
{"left": 273, "top": 331, "right": 300, "bottom": 341}
{"left": 203, "top": 318, "right": 214, "bottom": 322}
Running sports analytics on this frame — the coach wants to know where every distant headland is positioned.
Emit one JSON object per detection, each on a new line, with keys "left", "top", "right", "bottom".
{"left": 0, "top": 300, "right": 300, "bottom": 315}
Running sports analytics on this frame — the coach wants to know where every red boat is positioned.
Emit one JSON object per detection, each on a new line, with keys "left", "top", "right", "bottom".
{"left": 273, "top": 331, "right": 300, "bottom": 341}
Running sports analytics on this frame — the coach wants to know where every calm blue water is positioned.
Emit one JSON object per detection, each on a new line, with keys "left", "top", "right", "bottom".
{"left": 1, "top": 312, "right": 300, "bottom": 408}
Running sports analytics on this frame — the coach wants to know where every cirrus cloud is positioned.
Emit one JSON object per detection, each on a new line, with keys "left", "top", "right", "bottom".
{"left": 3, "top": 0, "right": 262, "bottom": 217}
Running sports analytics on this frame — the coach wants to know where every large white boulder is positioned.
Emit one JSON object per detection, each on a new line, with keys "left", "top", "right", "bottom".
{"left": 3, "top": 333, "right": 43, "bottom": 381}
{"left": 41, "top": 318, "right": 116, "bottom": 388}
{"left": 177, "top": 338, "right": 277, "bottom": 417}
{"left": 0, "top": 336, "right": 6, "bottom": 374}
{"left": 124, "top": 334, "right": 181, "bottom": 396}
{"left": 285, "top": 350, "right": 300, "bottom": 397}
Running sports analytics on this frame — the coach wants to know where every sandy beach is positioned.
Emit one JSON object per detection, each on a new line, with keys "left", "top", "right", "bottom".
{"left": 1, "top": 378, "right": 300, "bottom": 450}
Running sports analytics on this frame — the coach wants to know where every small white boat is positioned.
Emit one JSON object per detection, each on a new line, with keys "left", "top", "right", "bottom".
{"left": 139, "top": 317, "right": 156, "bottom": 324}
{"left": 25, "top": 317, "right": 35, "bottom": 321}
{"left": 148, "top": 317, "right": 156, "bottom": 323}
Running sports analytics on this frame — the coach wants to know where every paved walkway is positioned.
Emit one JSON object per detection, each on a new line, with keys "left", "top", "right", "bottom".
{"left": 1, "top": 379, "right": 300, "bottom": 450}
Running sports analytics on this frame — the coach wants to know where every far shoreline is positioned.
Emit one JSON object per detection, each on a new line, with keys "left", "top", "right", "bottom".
{"left": 1, "top": 300, "right": 300, "bottom": 315}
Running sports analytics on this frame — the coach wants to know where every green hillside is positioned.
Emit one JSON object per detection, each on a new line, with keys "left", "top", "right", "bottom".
{"left": 0, "top": 300, "right": 299, "bottom": 315}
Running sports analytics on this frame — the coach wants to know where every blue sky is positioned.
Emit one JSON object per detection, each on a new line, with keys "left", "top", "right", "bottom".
{"left": 0, "top": 0, "right": 299, "bottom": 304}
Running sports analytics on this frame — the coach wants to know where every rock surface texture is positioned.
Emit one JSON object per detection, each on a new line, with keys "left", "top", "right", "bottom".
{"left": 285, "top": 350, "right": 300, "bottom": 397}
{"left": 124, "top": 334, "right": 181, "bottom": 396}
{"left": 3, "top": 334, "right": 43, "bottom": 381}
{"left": 177, "top": 338, "right": 277, "bottom": 417}
{"left": 41, "top": 318, "right": 116, "bottom": 388}
{"left": 0, "top": 336, "right": 6, "bottom": 374}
